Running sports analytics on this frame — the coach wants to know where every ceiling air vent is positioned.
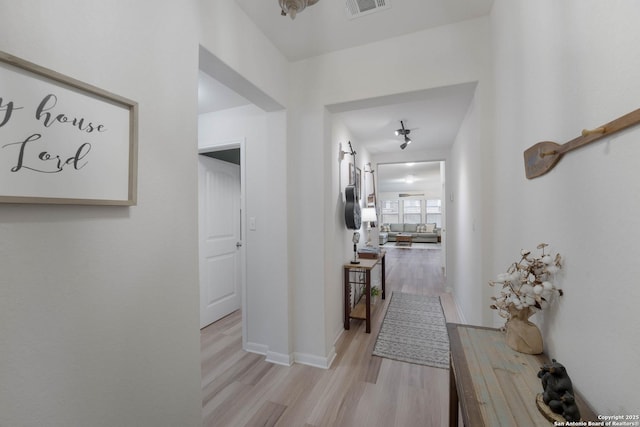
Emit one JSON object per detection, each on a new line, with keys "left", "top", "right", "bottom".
{"left": 345, "top": 0, "right": 390, "bottom": 20}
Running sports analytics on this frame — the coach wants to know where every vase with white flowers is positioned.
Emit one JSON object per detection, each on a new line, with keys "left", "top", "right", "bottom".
{"left": 489, "top": 243, "right": 563, "bottom": 354}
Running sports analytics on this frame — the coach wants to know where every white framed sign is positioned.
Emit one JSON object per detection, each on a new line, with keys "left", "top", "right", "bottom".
{"left": 0, "top": 51, "right": 138, "bottom": 205}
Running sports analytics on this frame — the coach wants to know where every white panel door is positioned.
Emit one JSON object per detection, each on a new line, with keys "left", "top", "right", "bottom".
{"left": 198, "top": 155, "right": 242, "bottom": 329}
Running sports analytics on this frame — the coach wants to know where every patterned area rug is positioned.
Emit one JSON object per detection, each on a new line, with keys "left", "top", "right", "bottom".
{"left": 373, "top": 292, "right": 450, "bottom": 369}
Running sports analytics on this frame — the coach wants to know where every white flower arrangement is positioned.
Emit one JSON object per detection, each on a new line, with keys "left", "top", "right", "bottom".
{"left": 490, "top": 243, "right": 563, "bottom": 319}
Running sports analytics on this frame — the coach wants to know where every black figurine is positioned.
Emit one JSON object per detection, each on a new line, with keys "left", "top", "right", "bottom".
{"left": 537, "top": 359, "right": 581, "bottom": 422}
{"left": 561, "top": 391, "right": 581, "bottom": 422}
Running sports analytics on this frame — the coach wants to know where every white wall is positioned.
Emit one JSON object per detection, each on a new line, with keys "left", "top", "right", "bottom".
{"left": 288, "top": 17, "right": 492, "bottom": 362}
{"left": 198, "top": 105, "right": 290, "bottom": 363}
{"left": 447, "top": 93, "right": 487, "bottom": 325}
{"left": 490, "top": 0, "right": 640, "bottom": 414}
{"left": 198, "top": 0, "right": 289, "bottom": 108}
{"left": 434, "top": 19, "right": 495, "bottom": 328}
{"left": 327, "top": 118, "right": 356, "bottom": 355}
{"left": 0, "top": 1, "right": 203, "bottom": 426}
{"left": 325, "top": 117, "right": 378, "bottom": 352}
{"left": 378, "top": 178, "right": 443, "bottom": 201}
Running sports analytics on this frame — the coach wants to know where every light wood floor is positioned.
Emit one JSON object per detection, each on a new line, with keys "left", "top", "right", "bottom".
{"left": 201, "top": 246, "right": 461, "bottom": 427}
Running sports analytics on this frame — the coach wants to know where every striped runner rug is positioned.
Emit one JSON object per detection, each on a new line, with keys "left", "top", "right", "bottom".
{"left": 373, "top": 292, "right": 450, "bottom": 369}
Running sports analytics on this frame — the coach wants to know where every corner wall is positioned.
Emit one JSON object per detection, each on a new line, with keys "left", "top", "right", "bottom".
{"left": 0, "top": 1, "right": 203, "bottom": 426}
{"left": 326, "top": 117, "right": 357, "bottom": 357}
{"left": 447, "top": 93, "right": 485, "bottom": 325}
{"left": 490, "top": 0, "right": 640, "bottom": 414}
{"left": 198, "top": 0, "right": 289, "bottom": 108}
{"left": 198, "top": 105, "right": 290, "bottom": 362}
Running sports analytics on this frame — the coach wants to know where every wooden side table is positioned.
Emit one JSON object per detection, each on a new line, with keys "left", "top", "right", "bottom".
{"left": 447, "top": 323, "right": 597, "bottom": 426}
{"left": 395, "top": 233, "right": 412, "bottom": 246}
{"left": 343, "top": 250, "right": 386, "bottom": 333}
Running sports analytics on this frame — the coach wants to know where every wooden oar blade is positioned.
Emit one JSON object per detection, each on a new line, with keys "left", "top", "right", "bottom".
{"left": 523, "top": 141, "right": 563, "bottom": 179}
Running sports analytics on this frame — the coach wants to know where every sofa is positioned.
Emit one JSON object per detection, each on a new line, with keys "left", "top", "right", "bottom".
{"left": 379, "top": 223, "right": 440, "bottom": 244}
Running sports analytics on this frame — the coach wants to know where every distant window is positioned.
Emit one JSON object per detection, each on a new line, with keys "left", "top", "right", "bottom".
{"left": 403, "top": 200, "right": 421, "bottom": 224}
{"left": 381, "top": 200, "right": 399, "bottom": 224}
{"left": 381, "top": 198, "right": 442, "bottom": 225}
{"left": 426, "top": 199, "right": 442, "bottom": 227}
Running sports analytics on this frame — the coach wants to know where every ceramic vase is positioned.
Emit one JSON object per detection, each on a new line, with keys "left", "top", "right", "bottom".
{"left": 505, "top": 306, "right": 543, "bottom": 354}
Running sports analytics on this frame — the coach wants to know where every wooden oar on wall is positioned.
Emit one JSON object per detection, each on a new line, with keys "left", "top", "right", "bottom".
{"left": 524, "top": 108, "right": 640, "bottom": 179}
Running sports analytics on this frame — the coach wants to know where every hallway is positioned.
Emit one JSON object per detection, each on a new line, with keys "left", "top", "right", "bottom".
{"left": 201, "top": 246, "right": 460, "bottom": 426}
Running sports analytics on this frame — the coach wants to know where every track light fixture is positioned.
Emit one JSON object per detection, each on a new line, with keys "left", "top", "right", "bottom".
{"left": 395, "top": 121, "right": 411, "bottom": 137}
{"left": 396, "top": 121, "right": 412, "bottom": 149}
{"left": 400, "top": 135, "right": 412, "bottom": 150}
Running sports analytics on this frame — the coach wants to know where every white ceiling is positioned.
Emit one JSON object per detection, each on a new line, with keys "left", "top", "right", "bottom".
{"left": 377, "top": 161, "right": 441, "bottom": 194}
{"left": 234, "top": 0, "right": 494, "bottom": 61}
{"left": 329, "top": 82, "right": 477, "bottom": 155}
{"left": 199, "top": 0, "right": 493, "bottom": 194}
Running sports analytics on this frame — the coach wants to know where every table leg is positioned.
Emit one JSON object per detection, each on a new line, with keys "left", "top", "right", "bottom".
{"left": 365, "top": 269, "right": 371, "bottom": 333}
{"left": 381, "top": 254, "right": 386, "bottom": 300}
{"left": 343, "top": 267, "right": 350, "bottom": 330}
{"left": 449, "top": 356, "right": 459, "bottom": 427}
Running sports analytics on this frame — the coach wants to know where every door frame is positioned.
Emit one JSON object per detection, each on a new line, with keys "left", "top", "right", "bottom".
{"left": 198, "top": 139, "right": 247, "bottom": 349}
{"left": 375, "top": 159, "right": 448, "bottom": 274}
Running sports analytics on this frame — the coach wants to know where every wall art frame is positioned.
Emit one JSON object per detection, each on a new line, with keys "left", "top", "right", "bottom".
{"left": 349, "top": 163, "right": 362, "bottom": 201}
{"left": 0, "top": 50, "right": 138, "bottom": 205}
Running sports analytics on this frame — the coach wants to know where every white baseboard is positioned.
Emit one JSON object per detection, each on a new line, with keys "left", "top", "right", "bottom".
{"left": 448, "top": 289, "right": 467, "bottom": 324}
{"left": 332, "top": 328, "right": 344, "bottom": 348}
{"left": 245, "top": 341, "right": 336, "bottom": 369}
{"left": 293, "top": 350, "right": 336, "bottom": 370}
{"left": 245, "top": 342, "right": 293, "bottom": 366}
{"left": 244, "top": 341, "right": 269, "bottom": 356}
{"left": 266, "top": 351, "right": 293, "bottom": 367}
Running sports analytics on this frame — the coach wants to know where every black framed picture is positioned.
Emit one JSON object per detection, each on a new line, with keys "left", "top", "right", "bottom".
{"left": 349, "top": 163, "right": 362, "bottom": 201}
